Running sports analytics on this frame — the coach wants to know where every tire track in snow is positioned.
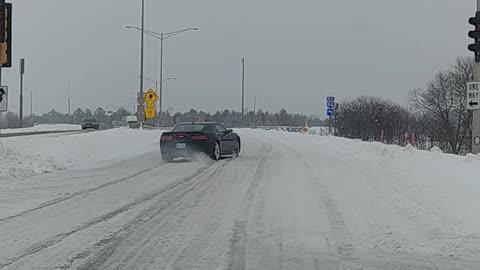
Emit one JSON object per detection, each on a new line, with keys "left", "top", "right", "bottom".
{"left": 0, "top": 162, "right": 169, "bottom": 224}
{"left": 0, "top": 163, "right": 216, "bottom": 269}
{"left": 228, "top": 221, "right": 247, "bottom": 270}
{"left": 227, "top": 143, "right": 271, "bottom": 270}
{"left": 275, "top": 139, "right": 364, "bottom": 270}
{"left": 74, "top": 161, "right": 231, "bottom": 270}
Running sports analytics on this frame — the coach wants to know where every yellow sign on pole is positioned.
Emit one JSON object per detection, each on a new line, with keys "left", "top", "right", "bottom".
{"left": 144, "top": 89, "right": 158, "bottom": 105}
{"left": 145, "top": 106, "right": 156, "bottom": 119}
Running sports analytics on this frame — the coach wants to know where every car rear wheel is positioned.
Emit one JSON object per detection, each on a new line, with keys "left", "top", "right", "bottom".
{"left": 232, "top": 141, "right": 240, "bottom": 158}
{"left": 232, "top": 147, "right": 239, "bottom": 159}
{"left": 211, "top": 142, "right": 221, "bottom": 161}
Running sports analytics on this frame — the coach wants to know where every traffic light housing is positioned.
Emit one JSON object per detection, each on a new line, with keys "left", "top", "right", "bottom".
{"left": 1, "top": 3, "right": 11, "bottom": 68}
{"left": 0, "top": 0, "right": 5, "bottom": 43}
{"left": 468, "top": 12, "right": 480, "bottom": 63}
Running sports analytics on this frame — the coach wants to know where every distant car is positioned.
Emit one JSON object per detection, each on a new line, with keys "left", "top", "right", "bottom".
{"left": 81, "top": 118, "right": 100, "bottom": 130}
{"left": 124, "top": 115, "right": 139, "bottom": 129}
{"left": 160, "top": 122, "right": 241, "bottom": 162}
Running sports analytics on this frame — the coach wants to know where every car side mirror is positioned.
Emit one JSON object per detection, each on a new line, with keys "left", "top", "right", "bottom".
{"left": 227, "top": 129, "right": 233, "bottom": 133}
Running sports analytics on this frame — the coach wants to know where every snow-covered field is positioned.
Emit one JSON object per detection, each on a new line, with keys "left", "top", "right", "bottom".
{"left": 0, "top": 128, "right": 162, "bottom": 181}
{"left": 1, "top": 128, "right": 480, "bottom": 269}
{"left": 0, "top": 124, "right": 82, "bottom": 134}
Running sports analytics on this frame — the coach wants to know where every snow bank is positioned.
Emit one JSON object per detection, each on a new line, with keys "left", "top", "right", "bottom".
{"left": 238, "top": 129, "right": 480, "bottom": 261}
{"left": 0, "top": 128, "right": 162, "bottom": 181}
{"left": 0, "top": 124, "right": 81, "bottom": 134}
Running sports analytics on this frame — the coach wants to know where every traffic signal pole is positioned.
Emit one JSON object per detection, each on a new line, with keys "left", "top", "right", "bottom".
{"left": 469, "top": 1, "right": 480, "bottom": 153}
{"left": 474, "top": 1, "right": 480, "bottom": 154}
{"left": 474, "top": 65, "right": 480, "bottom": 154}
{"left": 0, "top": 44, "right": 2, "bottom": 86}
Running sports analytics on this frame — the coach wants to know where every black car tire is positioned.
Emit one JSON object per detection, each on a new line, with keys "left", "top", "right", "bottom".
{"left": 237, "top": 139, "right": 241, "bottom": 153}
{"left": 211, "top": 142, "right": 221, "bottom": 161}
{"left": 161, "top": 154, "right": 174, "bottom": 162}
{"left": 232, "top": 140, "right": 240, "bottom": 158}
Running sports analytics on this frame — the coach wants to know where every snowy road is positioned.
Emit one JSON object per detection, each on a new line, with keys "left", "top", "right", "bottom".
{"left": 2, "top": 129, "right": 480, "bottom": 269}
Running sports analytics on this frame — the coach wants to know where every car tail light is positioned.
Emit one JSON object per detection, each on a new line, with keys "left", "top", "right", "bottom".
{"left": 176, "top": 133, "right": 187, "bottom": 138}
{"left": 161, "top": 136, "right": 173, "bottom": 141}
{"left": 191, "top": 135, "right": 208, "bottom": 140}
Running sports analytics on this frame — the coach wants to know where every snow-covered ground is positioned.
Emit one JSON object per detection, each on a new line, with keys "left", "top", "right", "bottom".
{"left": 0, "top": 128, "right": 162, "bottom": 181}
{"left": 1, "top": 128, "right": 480, "bottom": 269}
{"left": 0, "top": 124, "right": 82, "bottom": 134}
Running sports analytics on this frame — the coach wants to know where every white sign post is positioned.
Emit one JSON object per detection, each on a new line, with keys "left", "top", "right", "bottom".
{"left": 0, "top": 86, "right": 8, "bottom": 112}
{"left": 467, "top": 82, "right": 480, "bottom": 110}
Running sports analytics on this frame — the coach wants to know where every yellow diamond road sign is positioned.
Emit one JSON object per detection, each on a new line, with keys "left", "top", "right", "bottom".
{"left": 145, "top": 89, "right": 158, "bottom": 104}
{"left": 145, "top": 106, "right": 156, "bottom": 119}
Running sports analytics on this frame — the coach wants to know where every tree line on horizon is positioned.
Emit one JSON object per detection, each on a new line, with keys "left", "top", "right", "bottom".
{"left": 0, "top": 56, "right": 473, "bottom": 154}
{"left": 0, "top": 107, "right": 325, "bottom": 130}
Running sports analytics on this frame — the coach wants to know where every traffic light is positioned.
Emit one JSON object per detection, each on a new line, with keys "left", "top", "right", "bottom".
{"left": 1, "top": 3, "right": 11, "bottom": 68}
{"left": 468, "top": 12, "right": 480, "bottom": 63}
{"left": 0, "top": 0, "right": 5, "bottom": 43}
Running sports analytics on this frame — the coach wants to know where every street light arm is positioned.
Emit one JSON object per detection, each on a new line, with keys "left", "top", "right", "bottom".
{"left": 163, "top": 28, "right": 199, "bottom": 39}
{"left": 126, "top": 26, "right": 162, "bottom": 39}
{"left": 138, "top": 75, "right": 156, "bottom": 83}
{"left": 125, "top": 26, "right": 198, "bottom": 40}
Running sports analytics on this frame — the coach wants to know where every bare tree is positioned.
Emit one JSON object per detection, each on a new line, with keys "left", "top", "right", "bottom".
{"left": 411, "top": 56, "right": 474, "bottom": 154}
{"left": 336, "top": 96, "right": 413, "bottom": 144}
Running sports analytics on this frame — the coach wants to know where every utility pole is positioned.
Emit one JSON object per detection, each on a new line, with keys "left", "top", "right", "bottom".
{"left": 468, "top": 0, "right": 480, "bottom": 153}
{"left": 19, "top": 58, "right": 24, "bottom": 127}
{"left": 241, "top": 57, "right": 245, "bottom": 120}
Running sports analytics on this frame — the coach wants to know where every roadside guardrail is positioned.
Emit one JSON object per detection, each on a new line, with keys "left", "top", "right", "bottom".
{"left": 0, "top": 130, "right": 87, "bottom": 138}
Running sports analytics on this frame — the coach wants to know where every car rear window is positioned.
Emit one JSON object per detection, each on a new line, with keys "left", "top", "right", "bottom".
{"left": 173, "top": 124, "right": 210, "bottom": 132}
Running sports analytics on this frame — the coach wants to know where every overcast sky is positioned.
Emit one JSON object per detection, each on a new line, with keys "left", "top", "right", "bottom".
{"left": 3, "top": 0, "right": 475, "bottom": 116}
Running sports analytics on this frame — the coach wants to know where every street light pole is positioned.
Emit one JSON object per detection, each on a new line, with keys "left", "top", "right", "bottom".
{"left": 19, "top": 58, "right": 25, "bottom": 127}
{"left": 159, "top": 33, "right": 164, "bottom": 123}
{"left": 160, "top": 77, "right": 176, "bottom": 125}
{"left": 138, "top": 0, "right": 145, "bottom": 122}
{"left": 125, "top": 26, "right": 198, "bottom": 126}
{"left": 241, "top": 58, "right": 245, "bottom": 120}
